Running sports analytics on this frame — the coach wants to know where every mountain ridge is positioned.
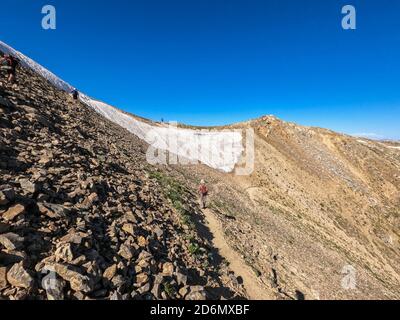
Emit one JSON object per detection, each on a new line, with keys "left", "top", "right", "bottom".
{"left": 4, "top": 40, "right": 396, "bottom": 143}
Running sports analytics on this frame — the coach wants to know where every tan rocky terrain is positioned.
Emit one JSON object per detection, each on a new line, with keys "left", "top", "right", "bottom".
{"left": 1, "top": 52, "right": 399, "bottom": 301}
{"left": 170, "top": 116, "right": 400, "bottom": 300}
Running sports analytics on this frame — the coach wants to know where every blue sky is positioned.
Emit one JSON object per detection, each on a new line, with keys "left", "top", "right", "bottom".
{"left": 1, "top": 0, "right": 399, "bottom": 139}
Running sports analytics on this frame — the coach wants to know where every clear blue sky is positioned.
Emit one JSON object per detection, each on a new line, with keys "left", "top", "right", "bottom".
{"left": 1, "top": 0, "right": 399, "bottom": 139}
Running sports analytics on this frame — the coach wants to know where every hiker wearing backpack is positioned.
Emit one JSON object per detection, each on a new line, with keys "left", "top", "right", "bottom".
{"left": 199, "top": 179, "right": 209, "bottom": 209}
{"left": 70, "top": 88, "right": 79, "bottom": 100}
{"left": 0, "top": 54, "right": 19, "bottom": 84}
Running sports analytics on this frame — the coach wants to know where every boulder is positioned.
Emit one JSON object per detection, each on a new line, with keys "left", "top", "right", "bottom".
{"left": 137, "top": 236, "right": 148, "bottom": 247}
{"left": 111, "top": 275, "right": 126, "bottom": 289}
{"left": 38, "top": 151, "right": 53, "bottom": 165}
{"left": 122, "top": 223, "right": 135, "bottom": 236}
{"left": 41, "top": 272, "right": 66, "bottom": 300}
{"left": 137, "top": 282, "right": 151, "bottom": 294}
{"left": 135, "top": 272, "right": 149, "bottom": 286}
{"left": 176, "top": 271, "right": 188, "bottom": 286}
{"left": 52, "top": 263, "right": 93, "bottom": 293}
{"left": 179, "top": 286, "right": 190, "bottom": 298}
{"left": 151, "top": 274, "right": 165, "bottom": 299}
{"left": 125, "top": 211, "right": 137, "bottom": 223}
{"left": 7, "top": 262, "right": 35, "bottom": 289}
{"left": 59, "top": 231, "right": 88, "bottom": 245}
{"left": 54, "top": 243, "right": 74, "bottom": 262}
{"left": 185, "top": 286, "right": 207, "bottom": 300}
{"left": 118, "top": 244, "right": 134, "bottom": 260}
{"left": 0, "top": 233, "right": 24, "bottom": 250}
{"left": 19, "top": 179, "right": 38, "bottom": 194}
{"left": 103, "top": 264, "right": 117, "bottom": 281}
{"left": 2, "top": 204, "right": 25, "bottom": 221}
{"left": 80, "top": 192, "right": 99, "bottom": 209}
{"left": 153, "top": 226, "right": 164, "bottom": 239}
{"left": 162, "top": 262, "right": 174, "bottom": 277}
{"left": 38, "top": 202, "right": 69, "bottom": 219}
{"left": 0, "top": 266, "right": 8, "bottom": 289}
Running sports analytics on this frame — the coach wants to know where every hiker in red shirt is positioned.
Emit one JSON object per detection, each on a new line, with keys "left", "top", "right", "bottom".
{"left": 0, "top": 54, "right": 19, "bottom": 84}
{"left": 199, "top": 179, "right": 208, "bottom": 209}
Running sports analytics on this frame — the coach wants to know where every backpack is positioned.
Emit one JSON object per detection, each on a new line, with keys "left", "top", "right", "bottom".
{"left": 10, "top": 57, "right": 19, "bottom": 68}
{"left": 2, "top": 56, "right": 19, "bottom": 69}
{"left": 199, "top": 185, "right": 208, "bottom": 195}
{"left": 72, "top": 90, "right": 78, "bottom": 99}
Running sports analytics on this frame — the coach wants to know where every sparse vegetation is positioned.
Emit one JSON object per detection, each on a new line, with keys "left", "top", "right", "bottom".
{"left": 210, "top": 199, "right": 236, "bottom": 218}
{"left": 163, "top": 282, "right": 176, "bottom": 297}
{"left": 149, "top": 170, "right": 195, "bottom": 229}
{"left": 188, "top": 242, "right": 201, "bottom": 255}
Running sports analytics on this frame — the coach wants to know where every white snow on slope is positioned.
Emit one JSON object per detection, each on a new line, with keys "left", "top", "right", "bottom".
{"left": 82, "top": 97, "right": 243, "bottom": 172}
{"left": 0, "top": 41, "right": 72, "bottom": 92}
{"left": 0, "top": 41, "right": 243, "bottom": 172}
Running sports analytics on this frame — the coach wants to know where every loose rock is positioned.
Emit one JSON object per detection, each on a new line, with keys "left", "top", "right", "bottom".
{"left": 0, "top": 233, "right": 24, "bottom": 251}
{"left": 2, "top": 204, "right": 25, "bottom": 221}
{"left": 38, "top": 202, "right": 68, "bottom": 219}
{"left": 7, "top": 262, "right": 34, "bottom": 289}
{"left": 52, "top": 263, "right": 93, "bottom": 293}
{"left": 0, "top": 266, "right": 8, "bottom": 289}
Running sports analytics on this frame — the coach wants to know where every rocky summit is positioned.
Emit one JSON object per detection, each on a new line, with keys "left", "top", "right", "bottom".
{"left": 0, "top": 61, "right": 245, "bottom": 300}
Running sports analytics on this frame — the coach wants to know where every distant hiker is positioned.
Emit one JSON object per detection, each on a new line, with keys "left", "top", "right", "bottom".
{"left": 71, "top": 88, "right": 79, "bottom": 100}
{"left": 0, "top": 54, "right": 19, "bottom": 84}
{"left": 199, "top": 179, "right": 208, "bottom": 209}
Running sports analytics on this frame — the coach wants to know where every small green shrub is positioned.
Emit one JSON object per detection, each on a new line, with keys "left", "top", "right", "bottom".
{"left": 188, "top": 242, "right": 200, "bottom": 255}
{"left": 163, "top": 282, "right": 176, "bottom": 297}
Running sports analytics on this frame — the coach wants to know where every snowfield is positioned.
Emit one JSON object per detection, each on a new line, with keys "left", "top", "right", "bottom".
{"left": 1, "top": 41, "right": 244, "bottom": 172}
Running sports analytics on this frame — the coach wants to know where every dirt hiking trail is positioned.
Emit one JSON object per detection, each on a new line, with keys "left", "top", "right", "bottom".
{"left": 202, "top": 208, "right": 272, "bottom": 300}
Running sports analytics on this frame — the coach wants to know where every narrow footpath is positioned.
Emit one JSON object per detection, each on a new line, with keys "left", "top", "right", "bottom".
{"left": 202, "top": 208, "right": 273, "bottom": 300}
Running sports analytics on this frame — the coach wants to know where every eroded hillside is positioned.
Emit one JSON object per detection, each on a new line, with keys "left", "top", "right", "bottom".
{"left": 170, "top": 116, "right": 400, "bottom": 300}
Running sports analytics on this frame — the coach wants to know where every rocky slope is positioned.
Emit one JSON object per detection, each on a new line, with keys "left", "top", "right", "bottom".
{"left": 0, "top": 62, "right": 246, "bottom": 300}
